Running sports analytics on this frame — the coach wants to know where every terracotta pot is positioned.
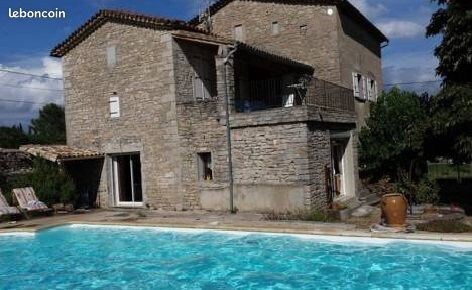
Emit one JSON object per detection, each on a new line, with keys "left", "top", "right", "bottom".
{"left": 381, "top": 193, "right": 408, "bottom": 227}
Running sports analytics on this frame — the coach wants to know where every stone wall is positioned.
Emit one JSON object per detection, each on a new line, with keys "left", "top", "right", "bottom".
{"left": 207, "top": 0, "right": 384, "bottom": 124}
{"left": 0, "top": 149, "right": 32, "bottom": 175}
{"left": 208, "top": 1, "right": 341, "bottom": 83}
{"left": 62, "top": 22, "right": 182, "bottom": 210}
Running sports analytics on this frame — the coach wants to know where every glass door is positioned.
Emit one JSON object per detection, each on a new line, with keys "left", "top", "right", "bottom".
{"left": 112, "top": 153, "right": 143, "bottom": 207}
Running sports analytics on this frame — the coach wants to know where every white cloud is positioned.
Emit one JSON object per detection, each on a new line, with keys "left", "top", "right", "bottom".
{"left": 349, "top": 0, "right": 387, "bottom": 19}
{"left": 383, "top": 51, "right": 441, "bottom": 94}
{"left": 0, "top": 56, "right": 63, "bottom": 127}
{"left": 378, "top": 20, "right": 425, "bottom": 39}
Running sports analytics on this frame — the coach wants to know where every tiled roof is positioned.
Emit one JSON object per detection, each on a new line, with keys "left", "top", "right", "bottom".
{"left": 51, "top": 9, "right": 207, "bottom": 57}
{"left": 189, "top": 0, "right": 388, "bottom": 43}
{"left": 20, "top": 145, "right": 103, "bottom": 162}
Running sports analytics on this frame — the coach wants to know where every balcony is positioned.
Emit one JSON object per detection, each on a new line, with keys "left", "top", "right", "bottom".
{"left": 234, "top": 77, "right": 355, "bottom": 113}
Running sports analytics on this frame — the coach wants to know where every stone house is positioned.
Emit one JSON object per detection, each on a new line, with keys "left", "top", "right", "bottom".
{"left": 191, "top": 0, "right": 388, "bottom": 126}
{"left": 48, "top": 2, "right": 385, "bottom": 212}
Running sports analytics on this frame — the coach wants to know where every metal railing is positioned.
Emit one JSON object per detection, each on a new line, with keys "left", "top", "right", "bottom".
{"left": 234, "top": 77, "right": 355, "bottom": 113}
{"left": 305, "top": 78, "right": 355, "bottom": 112}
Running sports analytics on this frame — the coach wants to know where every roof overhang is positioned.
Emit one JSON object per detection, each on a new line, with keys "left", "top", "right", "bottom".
{"left": 172, "top": 32, "right": 314, "bottom": 74}
{"left": 20, "top": 145, "right": 103, "bottom": 163}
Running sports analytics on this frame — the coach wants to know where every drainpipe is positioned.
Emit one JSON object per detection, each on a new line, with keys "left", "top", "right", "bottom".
{"left": 223, "top": 45, "right": 238, "bottom": 213}
{"left": 381, "top": 40, "right": 390, "bottom": 49}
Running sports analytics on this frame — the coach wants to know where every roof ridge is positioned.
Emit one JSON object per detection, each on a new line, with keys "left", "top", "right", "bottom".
{"left": 51, "top": 9, "right": 207, "bottom": 57}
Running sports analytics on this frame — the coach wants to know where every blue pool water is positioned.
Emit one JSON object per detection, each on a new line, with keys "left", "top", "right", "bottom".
{"left": 0, "top": 225, "right": 471, "bottom": 289}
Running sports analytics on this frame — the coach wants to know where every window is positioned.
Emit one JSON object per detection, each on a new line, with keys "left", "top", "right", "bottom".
{"left": 300, "top": 25, "right": 308, "bottom": 36}
{"left": 352, "top": 73, "right": 361, "bottom": 98}
{"left": 106, "top": 45, "right": 116, "bottom": 68}
{"left": 109, "top": 95, "right": 120, "bottom": 118}
{"left": 367, "top": 78, "right": 378, "bottom": 101}
{"left": 193, "top": 57, "right": 215, "bottom": 101}
{"left": 352, "top": 73, "right": 368, "bottom": 100}
{"left": 234, "top": 24, "right": 244, "bottom": 41}
{"left": 198, "top": 152, "right": 213, "bottom": 181}
{"left": 271, "top": 21, "right": 279, "bottom": 35}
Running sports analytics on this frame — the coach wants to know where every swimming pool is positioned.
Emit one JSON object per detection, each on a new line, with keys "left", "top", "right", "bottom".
{"left": 0, "top": 224, "right": 471, "bottom": 289}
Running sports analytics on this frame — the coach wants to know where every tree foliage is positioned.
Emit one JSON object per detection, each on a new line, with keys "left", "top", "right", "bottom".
{"left": 0, "top": 124, "right": 29, "bottom": 149}
{"left": 359, "top": 88, "right": 428, "bottom": 182}
{"left": 426, "top": 0, "right": 472, "bottom": 163}
{"left": 29, "top": 103, "right": 66, "bottom": 145}
{"left": 11, "top": 157, "right": 75, "bottom": 205}
{"left": 426, "top": 0, "right": 472, "bottom": 84}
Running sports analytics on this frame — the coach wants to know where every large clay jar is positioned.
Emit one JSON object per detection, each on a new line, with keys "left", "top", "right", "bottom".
{"left": 381, "top": 193, "right": 408, "bottom": 227}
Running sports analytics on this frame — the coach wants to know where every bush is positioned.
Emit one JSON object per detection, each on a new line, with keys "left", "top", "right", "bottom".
{"left": 414, "top": 177, "right": 440, "bottom": 204}
{"left": 10, "top": 157, "right": 75, "bottom": 206}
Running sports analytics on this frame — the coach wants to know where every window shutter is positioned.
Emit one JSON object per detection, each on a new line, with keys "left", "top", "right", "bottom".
{"left": 234, "top": 25, "right": 244, "bottom": 41}
{"left": 367, "top": 78, "right": 372, "bottom": 100}
{"left": 109, "top": 96, "right": 120, "bottom": 118}
{"left": 352, "top": 73, "right": 360, "bottom": 97}
{"left": 107, "top": 46, "right": 116, "bottom": 68}
{"left": 362, "top": 76, "right": 367, "bottom": 100}
{"left": 373, "top": 81, "right": 378, "bottom": 100}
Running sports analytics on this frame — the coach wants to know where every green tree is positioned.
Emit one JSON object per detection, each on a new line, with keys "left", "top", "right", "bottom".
{"left": 426, "top": 0, "right": 472, "bottom": 163}
{"left": 0, "top": 124, "right": 29, "bottom": 148}
{"left": 426, "top": 0, "right": 472, "bottom": 84}
{"left": 29, "top": 103, "right": 66, "bottom": 144}
{"left": 11, "top": 157, "right": 75, "bottom": 205}
{"left": 359, "top": 88, "right": 428, "bottom": 183}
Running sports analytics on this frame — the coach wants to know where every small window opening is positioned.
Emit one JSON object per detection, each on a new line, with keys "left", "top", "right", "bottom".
{"left": 109, "top": 94, "right": 120, "bottom": 118}
{"left": 107, "top": 45, "right": 116, "bottom": 68}
{"left": 198, "top": 152, "right": 213, "bottom": 181}
{"left": 300, "top": 25, "right": 308, "bottom": 36}
{"left": 234, "top": 24, "right": 244, "bottom": 41}
{"left": 271, "top": 21, "right": 279, "bottom": 35}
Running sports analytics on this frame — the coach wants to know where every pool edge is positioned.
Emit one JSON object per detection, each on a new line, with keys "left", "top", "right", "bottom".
{"left": 2, "top": 220, "right": 472, "bottom": 246}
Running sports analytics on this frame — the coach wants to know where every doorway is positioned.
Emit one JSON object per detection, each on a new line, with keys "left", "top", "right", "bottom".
{"left": 111, "top": 153, "right": 143, "bottom": 207}
{"left": 331, "top": 140, "right": 348, "bottom": 198}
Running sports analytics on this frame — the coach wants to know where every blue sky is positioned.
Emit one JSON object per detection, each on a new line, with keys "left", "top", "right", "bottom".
{"left": 0, "top": 0, "right": 442, "bottom": 126}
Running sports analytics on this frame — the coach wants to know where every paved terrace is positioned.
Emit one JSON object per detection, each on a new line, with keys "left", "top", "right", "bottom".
{"left": 1, "top": 210, "right": 471, "bottom": 243}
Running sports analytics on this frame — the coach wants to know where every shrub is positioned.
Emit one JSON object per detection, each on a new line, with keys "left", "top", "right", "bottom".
{"left": 11, "top": 157, "right": 75, "bottom": 205}
{"left": 414, "top": 177, "right": 440, "bottom": 204}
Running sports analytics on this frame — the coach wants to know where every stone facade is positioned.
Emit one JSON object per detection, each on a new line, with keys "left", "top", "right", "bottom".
{"left": 205, "top": 0, "right": 385, "bottom": 125}
{"left": 59, "top": 9, "right": 361, "bottom": 212}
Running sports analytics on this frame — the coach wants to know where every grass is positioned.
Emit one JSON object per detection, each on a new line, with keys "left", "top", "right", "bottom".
{"left": 416, "top": 220, "right": 472, "bottom": 233}
{"left": 428, "top": 163, "right": 472, "bottom": 180}
{"left": 263, "top": 209, "right": 339, "bottom": 222}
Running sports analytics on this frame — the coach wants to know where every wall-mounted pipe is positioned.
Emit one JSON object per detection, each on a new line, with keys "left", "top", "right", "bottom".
{"left": 223, "top": 45, "right": 238, "bottom": 213}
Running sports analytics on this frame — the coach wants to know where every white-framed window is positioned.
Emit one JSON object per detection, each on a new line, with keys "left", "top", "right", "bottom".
{"left": 367, "top": 78, "right": 378, "bottom": 101}
{"left": 271, "top": 21, "right": 279, "bottom": 35}
{"left": 234, "top": 24, "right": 244, "bottom": 41}
{"left": 106, "top": 45, "right": 116, "bottom": 68}
{"left": 109, "top": 95, "right": 120, "bottom": 118}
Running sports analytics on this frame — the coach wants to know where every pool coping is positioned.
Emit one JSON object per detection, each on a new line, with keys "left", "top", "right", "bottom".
{"left": 2, "top": 220, "right": 472, "bottom": 245}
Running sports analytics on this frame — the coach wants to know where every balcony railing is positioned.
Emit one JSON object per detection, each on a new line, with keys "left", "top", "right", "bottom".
{"left": 306, "top": 78, "right": 355, "bottom": 112}
{"left": 235, "top": 77, "right": 355, "bottom": 113}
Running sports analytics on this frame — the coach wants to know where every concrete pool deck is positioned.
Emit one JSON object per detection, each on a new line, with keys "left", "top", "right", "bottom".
{"left": 1, "top": 209, "right": 471, "bottom": 243}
